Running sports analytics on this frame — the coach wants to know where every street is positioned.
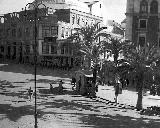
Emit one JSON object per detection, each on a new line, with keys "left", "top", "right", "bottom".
{"left": 0, "top": 61, "right": 160, "bottom": 128}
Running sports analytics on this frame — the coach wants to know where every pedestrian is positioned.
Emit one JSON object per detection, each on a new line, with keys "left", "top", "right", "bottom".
{"left": 114, "top": 74, "right": 122, "bottom": 104}
{"left": 50, "top": 83, "right": 53, "bottom": 93}
{"left": 28, "top": 87, "right": 33, "bottom": 101}
{"left": 114, "top": 83, "right": 119, "bottom": 104}
{"left": 58, "top": 80, "right": 63, "bottom": 92}
{"left": 71, "top": 76, "right": 76, "bottom": 90}
{"left": 86, "top": 80, "right": 92, "bottom": 97}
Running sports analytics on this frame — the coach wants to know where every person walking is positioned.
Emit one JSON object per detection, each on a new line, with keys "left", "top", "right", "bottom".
{"left": 28, "top": 87, "right": 33, "bottom": 101}
{"left": 114, "top": 83, "right": 119, "bottom": 104}
{"left": 114, "top": 74, "right": 122, "bottom": 104}
{"left": 71, "top": 76, "right": 76, "bottom": 90}
{"left": 50, "top": 83, "right": 53, "bottom": 93}
{"left": 58, "top": 80, "right": 63, "bottom": 92}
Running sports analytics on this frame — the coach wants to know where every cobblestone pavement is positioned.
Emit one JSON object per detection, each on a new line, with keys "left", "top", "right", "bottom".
{"left": 0, "top": 62, "right": 160, "bottom": 128}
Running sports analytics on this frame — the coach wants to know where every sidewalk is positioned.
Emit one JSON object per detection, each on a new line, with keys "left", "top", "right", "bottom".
{"left": 97, "top": 85, "right": 160, "bottom": 109}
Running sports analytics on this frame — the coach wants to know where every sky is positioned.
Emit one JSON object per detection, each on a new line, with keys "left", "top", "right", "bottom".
{"left": 0, "top": 0, "right": 127, "bottom": 24}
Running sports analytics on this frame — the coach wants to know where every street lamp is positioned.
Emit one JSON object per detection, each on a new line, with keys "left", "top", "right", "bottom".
{"left": 25, "top": 1, "right": 47, "bottom": 128}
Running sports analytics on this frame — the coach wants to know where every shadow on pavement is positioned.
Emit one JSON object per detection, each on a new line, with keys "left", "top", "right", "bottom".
{"left": 1, "top": 87, "right": 160, "bottom": 128}
{"left": 28, "top": 78, "right": 71, "bottom": 84}
{"left": 78, "top": 113, "right": 160, "bottom": 128}
{"left": 0, "top": 104, "right": 34, "bottom": 122}
{"left": 38, "top": 87, "right": 77, "bottom": 96}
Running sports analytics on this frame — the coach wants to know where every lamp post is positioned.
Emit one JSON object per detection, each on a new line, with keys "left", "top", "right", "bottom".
{"left": 25, "top": 2, "right": 47, "bottom": 128}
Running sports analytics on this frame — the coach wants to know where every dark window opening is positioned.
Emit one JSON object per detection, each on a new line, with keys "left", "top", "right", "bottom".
{"left": 51, "top": 45, "right": 57, "bottom": 54}
{"left": 150, "top": 0, "right": 158, "bottom": 14}
{"left": 139, "top": 36, "right": 145, "bottom": 47}
{"left": 72, "top": 16, "right": 75, "bottom": 24}
{"left": 0, "top": 46, "right": 4, "bottom": 52}
{"left": 51, "top": 26, "right": 58, "bottom": 36}
{"left": 140, "top": 0, "right": 148, "bottom": 13}
{"left": 61, "top": 46, "right": 65, "bottom": 54}
{"left": 12, "top": 29, "right": 16, "bottom": 37}
{"left": 139, "top": 19, "right": 147, "bottom": 29}
{"left": 42, "top": 42, "right": 49, "bottom": 54}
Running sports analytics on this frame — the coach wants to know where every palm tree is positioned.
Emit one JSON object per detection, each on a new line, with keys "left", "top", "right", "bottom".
{"left": 68, "top": 23, "right": 110, "bottom": 96}
{"left": 101, "top": 37, "right": 131, "bottom": 82}
{"left": 124, "top": 44, "right": 160, "bottom": 110}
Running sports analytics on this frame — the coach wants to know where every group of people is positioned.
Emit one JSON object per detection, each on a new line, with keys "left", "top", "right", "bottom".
{"left": 27, "top": 74, "right": 123, "bottom": 104}
{"left": 71, "top": 74, "right": 123, "bottom": 103}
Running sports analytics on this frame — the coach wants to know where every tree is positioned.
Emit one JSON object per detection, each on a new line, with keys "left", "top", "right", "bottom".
{"left": 68, "top": 23, "right": 110, "bottom": 97}
{"left": 124, "top": 44, "right": 160, "bottom": 110}
{"left": 101, "top": 37, "right": 131, "bottom": 82}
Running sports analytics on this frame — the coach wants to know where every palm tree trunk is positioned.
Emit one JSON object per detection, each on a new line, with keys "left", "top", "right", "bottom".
{"left": 91, "top": 67, "right": 97, "bottom": 98}
{"left": 136, "top": 74, "right": 143, "bottom": 110}
{"left": 136, "top": 84, "right": 143, "bottom": 110}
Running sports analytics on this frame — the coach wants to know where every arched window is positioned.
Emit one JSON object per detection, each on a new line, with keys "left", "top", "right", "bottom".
{"left": 150, "top": 0, "right": 158, "bottom": 14}
{"left": 140, "top": 0, "right": 148, "bottom": 13}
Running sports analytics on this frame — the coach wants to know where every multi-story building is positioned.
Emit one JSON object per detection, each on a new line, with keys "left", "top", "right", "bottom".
{"left": 0, "top": 9, "right": 58, "bottom": 64}
{"left": 125, "top": 0, "right": 160, "bottom": 48}
{"left": 0, "top": 0, "right": 103, "bottom": 69}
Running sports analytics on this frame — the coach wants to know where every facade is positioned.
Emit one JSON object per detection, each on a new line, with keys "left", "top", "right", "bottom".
{"left": 0, "top": 9, "right": 58, "bottom": 64}
{"left": 0, "top": 0, "right": 103, "bottom": 69}
{"left": 126, "top": 0, "right": 160, "bottom": 48}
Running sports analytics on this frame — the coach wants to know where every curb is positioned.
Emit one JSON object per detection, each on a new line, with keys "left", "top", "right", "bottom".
{"left": 86, "top": 96, "right": 142, "bottom": 112}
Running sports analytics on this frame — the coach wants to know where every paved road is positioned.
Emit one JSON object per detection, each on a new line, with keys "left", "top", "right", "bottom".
{"left": 0, "top": 62, "right": 160, "bottom": 128}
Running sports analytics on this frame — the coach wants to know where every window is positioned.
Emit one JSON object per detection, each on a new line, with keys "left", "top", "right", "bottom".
{"left": 77, "top": 17, "right": 80, "bottom": 25}
{"left": 0, "top": 29, "right": 3, "bottom": 37}
{"left": 65, "top": 46, "right": 69, "bottom": 54}
{"left": 69, "top": 48, "right": 72, "bottom": 55}
{"left": 138, "top": 35, "right": 146, "bottom": 47}
{"left": 139, "top": 19, "right": 147, "bottom": 29}
{"left": 82, "top": 18, "right": 85, "bottom": 25}
{"left": 25, "top": 27, "right": 30, "bottom": 37}
{"left": 158, "top": 37, "right": 160, "bottom": 47}
{"left": 51, "top": 26, "right": 57, "bottom": 36}
{"left": 25, "top": 45, "right": 30, "bottom": 54}
{"left": 18, "top": 28, "right": 22, "bottom": 37}
{"left": 42, "top": 42, "right": 49, "bottom": 54}
{"left": 65, "top": 28, "right": 69, "bottom": 37}
{"left": 150, "top": 0, "right": 158, "bottom": 14}
{"left": 61, "top": 46, "right": 65, "bottom": 54}
{"left": 85, "top": 21, "right": 88, "bottom": 26}
{"left": 12, "top": 29, "right": 16, "bottom": 37}
{"left": 0, "top": 46, "right": 4, "bottom": 52}
{"left": 42, "top": 26, "right": 50, "bottom": 37}
{"left": 6, "top": 29, "right": 10, "bottom": 37}
{"left": 140, "top": 0, "right": 148, "bottom": 13}
{"left": 72, "top": 15, "right": 75, "bottom": 24}
{"left": 51, "top": 45, "right": 57, "bottom": 54}
{"left": 61, "top": 27, "right": 65, "bottom": 38}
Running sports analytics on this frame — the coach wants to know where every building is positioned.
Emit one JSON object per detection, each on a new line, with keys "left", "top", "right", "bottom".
{"left": 0, "top": 0, "right": 103, "bottom": 69}
{"left": 107, "top": 20, "right": 125, "bottom": 38}
{"left": 125, "top": 0, "right": 160, "bottom": 48}
{"left": 0, "top": 9, "right": 58, "bottom": 64}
